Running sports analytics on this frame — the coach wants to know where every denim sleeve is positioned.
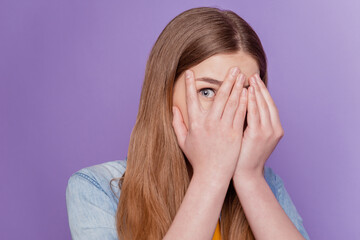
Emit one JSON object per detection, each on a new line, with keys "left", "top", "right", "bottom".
{"left": 65, "top": 172, "right": 118, "bottom": 240}
{"left": 274, "top": 173, "right": 311, "bottom": 240}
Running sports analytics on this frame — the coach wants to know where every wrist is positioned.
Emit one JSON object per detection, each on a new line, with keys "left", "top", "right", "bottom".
{"left": 232, "top": 169, "right": 265, "bottom": 188}
{"left": 192, "top": 169, "right": 232, "bottom": 190}
{"left": 232, "top": 175, "right": 267, "bottom": 201}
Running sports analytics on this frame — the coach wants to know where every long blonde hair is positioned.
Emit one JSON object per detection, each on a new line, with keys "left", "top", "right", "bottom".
{"left": 113, "top": 7, "right": 268, "bottom": 240}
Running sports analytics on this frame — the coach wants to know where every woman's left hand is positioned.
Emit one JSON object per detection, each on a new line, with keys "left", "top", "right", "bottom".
{"left": 233, "top": 73, "right": 285, "bottom": 181}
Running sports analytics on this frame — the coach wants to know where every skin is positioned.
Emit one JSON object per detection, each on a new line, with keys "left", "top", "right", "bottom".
{"left": 173, "top": 51, "right": 257, "bottom": 127}
{"left": 164, "top": 50, "right": 305, "bottom": 239}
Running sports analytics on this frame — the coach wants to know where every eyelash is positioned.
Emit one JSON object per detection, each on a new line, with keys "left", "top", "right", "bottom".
{"left": 198, "top": 88, "right": 216, "bottom": 98}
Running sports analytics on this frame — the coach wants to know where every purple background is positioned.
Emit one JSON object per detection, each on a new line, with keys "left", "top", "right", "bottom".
{"left": 1, "top": 0, "right": 359, "bottom": 239}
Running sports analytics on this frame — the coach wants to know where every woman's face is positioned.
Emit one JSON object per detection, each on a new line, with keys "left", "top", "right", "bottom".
{"left": 173, "top": 50, "right": 260, "bottom": 130}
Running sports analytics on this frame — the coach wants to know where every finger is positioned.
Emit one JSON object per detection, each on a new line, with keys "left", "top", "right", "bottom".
{"left": 233, "top": 87, "right": 248, "bottom": 132}
{"left": 222, "top": 73, "right": 245, "bottom": 127}
{"left": 172, "top": 106, "right": 188, "bottom": 148}
{"left": 208, "top": 67, "right": 239, "bottom": 121}
{"left": 247, "top": 85, "right": 260, "bottom": 129}
{"left": 184, "top": 70, "right": 201, "bottom": 124}
{"left": 250, "top": 75, "right": 272, "bottom": 128}
{"left": 254, "top": 74, "right": 282, "bottom": 129}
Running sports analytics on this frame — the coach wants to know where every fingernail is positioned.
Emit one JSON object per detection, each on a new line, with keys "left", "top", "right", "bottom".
{"left": 235, "top": 74, "right": 241, "bottom": 86}
{"left": 231, "top": 67, "right": 239, "bottom": 77}
{"left": 251, "top": 76, "right": 257, "bottom": 85}
{"left": 236, "top": 73, "right": 244, "bottom": 86}
{"left": 239, "top": 73, "right": 245, "bottom": 84}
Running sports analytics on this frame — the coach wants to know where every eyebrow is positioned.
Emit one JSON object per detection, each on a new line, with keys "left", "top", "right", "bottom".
{"left": 195, "top": 77, "right": 250, "bottom": 88}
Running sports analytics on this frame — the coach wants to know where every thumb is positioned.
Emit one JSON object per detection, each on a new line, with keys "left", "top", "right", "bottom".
{"left": 172, "top": 106, "right": 188, "bottom": 148}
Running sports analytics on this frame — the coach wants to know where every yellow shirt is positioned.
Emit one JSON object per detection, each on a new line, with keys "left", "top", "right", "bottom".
{"left": 212, "top": 219, "right": 221, "bottom": 240}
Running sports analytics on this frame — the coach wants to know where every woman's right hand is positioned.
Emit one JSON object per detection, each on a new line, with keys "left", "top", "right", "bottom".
{"left": 172, "top": 67, "right": 248, "bottom": 182}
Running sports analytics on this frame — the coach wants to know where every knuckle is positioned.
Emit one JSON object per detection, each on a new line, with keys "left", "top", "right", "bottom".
{"left": 185, "top": 81, "right": 193, "bottom": 91}
{"left": 259, "top": 101, "right": 266, "bottom": 109}
{"left": 241, "top": 91, "right": 248, "bottom": 100}
{"left": 265, "top": 129, "right": 274, "bottom": 139}
{"left": 249, "top": 90, "right": 256, "bottom": 100}
{"left": 277, "top": 128, "right": 285, "bottom": 138}
{"left": 250, "top": 107, "right": 258, "bottom": 116}
{"left": 187, "top": 92, "right": 196, "bottom": 101}
{"left": 259, "top": 126, "right": 271, "bottom": 138}
{"left": 221, "top": 79, "right": 233, "bottom": 90}
{"left": 228, "top": 130, "right": 239, "bottom": 142}
{"left": 203, "top": 120, "right": 213, "bottom": 131}
{"left": 227, "top": 98, "right": 238, "bottom": 109}
{"left": 252, "top": 131, "right": 262, "bottom": 141}
{"left": 189, "top": 121, "right": 200, "bottom": 131}
{"left": 186, "top": 95, "right": 193, "bottom": 104}
{"left": 237, "top": 105, "right": 246, "bottom": 116}
{"left": 216, "top": 89, "right": 227, "bottom": 99}
{"left": 219, "top": 122, "right": 229, "bottom": 134}
{"left": 238, "top": 101, "right": 246, "bottom": 109}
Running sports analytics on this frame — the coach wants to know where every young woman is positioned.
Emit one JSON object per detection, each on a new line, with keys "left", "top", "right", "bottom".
{"left": 66, "top": 7, "right": 310, "bottom": 240}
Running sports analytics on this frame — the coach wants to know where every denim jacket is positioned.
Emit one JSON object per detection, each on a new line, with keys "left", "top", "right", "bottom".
{"left": 66, "top": 159, "right": 310, "bottom": 240}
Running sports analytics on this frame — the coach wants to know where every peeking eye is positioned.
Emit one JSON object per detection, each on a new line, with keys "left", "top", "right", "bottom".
{"left": 198, "top": 88, "right": 216, "bottom": 98}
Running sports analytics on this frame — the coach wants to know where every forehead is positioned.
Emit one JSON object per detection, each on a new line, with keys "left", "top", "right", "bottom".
{"left": 189, "top": 51, "right": 259, "bottom": 85}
